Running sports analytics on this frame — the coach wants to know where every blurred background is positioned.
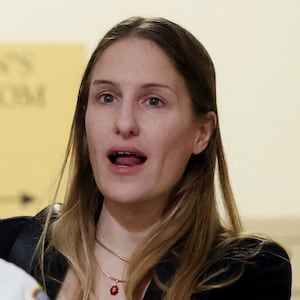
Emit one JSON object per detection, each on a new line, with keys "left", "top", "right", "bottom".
{"left": 0, "top": 0, "right": 299, "bottom": 297}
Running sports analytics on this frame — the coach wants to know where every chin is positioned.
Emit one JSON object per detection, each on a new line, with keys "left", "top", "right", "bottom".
{"left": 102, "top": 189, "right": 146, "bottom": 205}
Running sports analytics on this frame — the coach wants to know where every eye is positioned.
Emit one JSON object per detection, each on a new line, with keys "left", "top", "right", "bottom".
{"left": 146, "top": 97, "right": 163, "bottom": 107}
{"left": 99, "top": 93, "right": 115, "bottom": 104}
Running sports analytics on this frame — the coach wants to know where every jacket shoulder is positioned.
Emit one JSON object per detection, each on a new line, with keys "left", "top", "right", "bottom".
{"left": 0, "top": 204, "right": 62, "bottom": 269}
{"left": 232, "top": 240, "right": 291, "bottom": 299}
{"left": 0, "top": 216, "right": 32, "bottom": 260}
{"left": 195, "top": 238, "right": 292, "bottom": 300}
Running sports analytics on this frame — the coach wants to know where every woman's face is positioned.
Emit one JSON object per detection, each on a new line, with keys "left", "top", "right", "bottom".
{"left": 86, "top": 37, "right": 209, "bottom": 211}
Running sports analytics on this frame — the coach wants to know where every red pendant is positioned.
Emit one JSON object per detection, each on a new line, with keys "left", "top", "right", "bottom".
{"left": 110, "top": 285, "right": 119, "bottom": 295}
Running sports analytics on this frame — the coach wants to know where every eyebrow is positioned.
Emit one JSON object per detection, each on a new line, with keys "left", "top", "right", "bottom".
{"left": 91, "top": 79, "right": 120, "bottom": 88}
{"left": 91, "top": 79, "right": 175, "bottom": 94}
{"left": 140, "top": 83, "right": 175, "bottom": 94}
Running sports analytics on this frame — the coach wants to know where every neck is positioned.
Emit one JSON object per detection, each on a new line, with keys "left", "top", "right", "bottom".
{"left": 96, "top": 199, "right": 164, "bottom": 259}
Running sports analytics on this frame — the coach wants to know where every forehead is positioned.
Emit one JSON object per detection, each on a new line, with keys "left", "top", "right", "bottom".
{"left": 90, "top": 37, "right": 184, "bottom": 87}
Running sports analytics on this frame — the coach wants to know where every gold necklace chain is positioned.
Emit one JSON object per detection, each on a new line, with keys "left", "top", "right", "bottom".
{"left": 98, "top": 263, "right": 126, "bottom": 296}
{"left": 95, "top": 236, "right": 130, "bottom": 263}
{"left": 99, "top": 265, "right": 126, "bottom": 283}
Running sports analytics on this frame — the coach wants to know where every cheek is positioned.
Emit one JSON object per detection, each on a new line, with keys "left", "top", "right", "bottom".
{"left": 85, "top": 134, "right": 97, "bottom": 176}
{"left": 165, "top": 121, "right": 197, "bottom": 154}
{"left": 85, "top": 110, "right": 104, "bottom": 148}
{"left": 85, "top": 121, "right": 95, "bottom": 159}
{"left": 157, "top": 124, "right": 196, "bottom": 174}
{"left": 85, "top": 114, "right": 103, "bottom": 168}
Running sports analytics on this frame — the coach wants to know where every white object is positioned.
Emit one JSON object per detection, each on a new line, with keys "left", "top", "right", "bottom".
{"left": 0, "top": 258, "right": 50, "bottom": 300}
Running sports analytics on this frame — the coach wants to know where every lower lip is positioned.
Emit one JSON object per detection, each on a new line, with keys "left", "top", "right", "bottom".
{"left": 108, "top": 160, "right": 145, "bottom": 175}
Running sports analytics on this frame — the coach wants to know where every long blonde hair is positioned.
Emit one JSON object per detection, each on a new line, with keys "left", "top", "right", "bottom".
{"left": 41, "top": 16, "right": 246, "bottom": 300}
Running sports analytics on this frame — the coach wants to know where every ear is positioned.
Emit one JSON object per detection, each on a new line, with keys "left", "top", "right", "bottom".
{"left": 192, "top": 111, "right": 217, "bottom": 155}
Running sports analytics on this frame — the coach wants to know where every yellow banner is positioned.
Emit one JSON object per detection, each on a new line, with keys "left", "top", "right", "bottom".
{"left": 0, "top": 44, "right": 86, "bottom": 217}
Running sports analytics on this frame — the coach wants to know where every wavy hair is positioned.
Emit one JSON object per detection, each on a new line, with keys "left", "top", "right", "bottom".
{"left": 42, "top": 16, "right": 246, "bottom": 300}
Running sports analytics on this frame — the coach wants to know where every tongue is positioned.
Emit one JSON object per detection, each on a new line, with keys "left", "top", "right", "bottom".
{"left": 115, "top": 156, "right": 144, "bottom": 166}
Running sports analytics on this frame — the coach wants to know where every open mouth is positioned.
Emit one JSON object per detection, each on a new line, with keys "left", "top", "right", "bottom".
{"left": 108, "top": 151, "right": 147, "bottom": 166}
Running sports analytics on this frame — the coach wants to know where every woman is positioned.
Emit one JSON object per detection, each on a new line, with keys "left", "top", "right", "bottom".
{"left": 0, "top": 16, "right": 291, "bottom": 300}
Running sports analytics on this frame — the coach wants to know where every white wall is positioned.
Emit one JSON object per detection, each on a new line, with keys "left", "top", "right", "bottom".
{"left": 1, "top": 0, "right": 299, "bottom": 219}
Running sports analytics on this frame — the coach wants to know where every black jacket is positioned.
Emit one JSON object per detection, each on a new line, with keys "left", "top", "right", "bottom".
{"left": 0, "top": 212, "right": 292, "bottom": 300}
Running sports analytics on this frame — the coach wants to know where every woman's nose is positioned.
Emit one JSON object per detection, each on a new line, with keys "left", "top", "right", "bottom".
{"left": 113, "top": 101, "right": 140, "bottom": 138}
